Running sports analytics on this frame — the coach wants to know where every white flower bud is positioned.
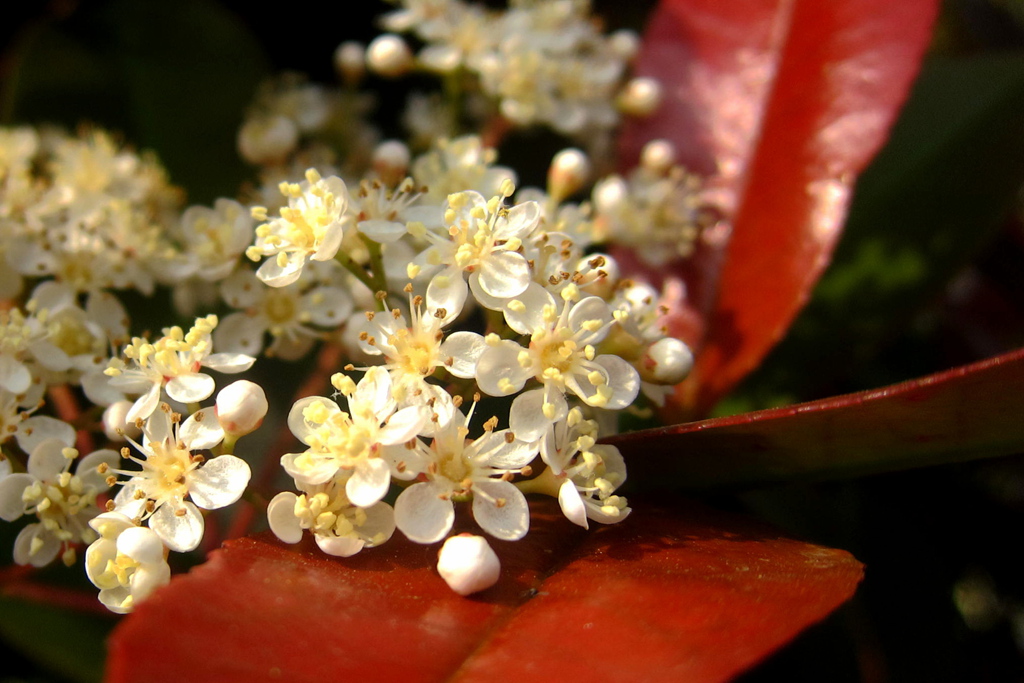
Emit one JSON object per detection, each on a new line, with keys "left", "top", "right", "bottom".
{"left": 237, "top": 115, "right": 299, "bottom": 165}
{"left": 334, "top": 41, "right": 366, "bottom": 85}
{"left": 609, "top": 29, "right": 640, "bottom": 61}
{"left": 593, "top": 176, "right": 628, "bottom": 214}
{"left": 640, "top": 139, "right": 676, "bottom": 174}
{"left": 372, "top": 140, "right": 411, "bottom": 187}
{"left": 548, "top": 148, "right": 590, "bottom": 203}
{"left": 103, "top": 400, "right": 141, "bottom": 441}
{"left": 618, "top": 77, "right": 663, "bottom": 118}
{"left": 644, "top": 337, "right": 694, "bottom": 385}
{"left": 215, "top": 380, "right": 268, "bottom": 436}
{"left": 366, "top": 34, "right": 413, "bottom": 78}
{"left": 437, "top": 534, "right": 501, "bottom": 596}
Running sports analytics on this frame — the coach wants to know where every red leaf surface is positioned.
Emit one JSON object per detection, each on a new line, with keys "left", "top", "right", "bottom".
{"left": 619, "top": 0, "right": 939, "bottom": 417}
{"left": 609, "top": 347, "right": 1024, "bottom": 491}
{"left": 106, "top": 501, "right": 862, "bottom": 683}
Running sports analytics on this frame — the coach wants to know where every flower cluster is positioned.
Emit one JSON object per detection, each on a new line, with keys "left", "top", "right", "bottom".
{"left": 0, "top": 0, "right": 709, "bottom": 608}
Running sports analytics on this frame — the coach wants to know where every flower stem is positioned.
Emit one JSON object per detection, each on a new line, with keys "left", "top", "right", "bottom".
{"left": 335, "top": 248, "right": 376, "bottom": 291}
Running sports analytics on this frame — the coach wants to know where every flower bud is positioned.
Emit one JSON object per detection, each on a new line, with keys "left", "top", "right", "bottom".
{"left": 103, "top": 400, "right": 141, "bottom": 441}
{"left": 592, "top": 176, "right": 628, "bottom": 214}
{"left": 618, "top": 77, "right": 663, "bottom": 118}
{"left": 366, "top": 34, "right": 414, "bottom": 78}
{"left": 372, "top": 140, "right": 411, "bottom": 187}
{"left": 547, "top": 148, "right": 591, "bottom": 203}
{"left": 643, "top": 337, "right": 694, "bottom": 385}
{"left": 215, "top": 380, "right": 268, "bottom": 436}
{"left": 640, "top": 139, "right": 676, "bottom": 174}
{"left": 237, "top": 115, "right": 299, "bottom": 165}
{"left": 334, "top": 41, "right": 366, "bottom": 85}
{"left": 437, "top": 534, "right": 501, "bottom": 596}
{"left": 609, "top": 29, "right": 640, "bottom": 61}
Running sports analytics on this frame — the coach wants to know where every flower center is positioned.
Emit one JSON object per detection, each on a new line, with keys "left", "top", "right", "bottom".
{"left": 139, "top": 442, "right": 197, "bottom": 505}
{"left": 22, "top": 471, "right": 98, "bottom": 543}
{"left": 390, "top": 327, "right": 440, "bottom": 378}
{"left": 263, "top": 288, "right": 298, "bottom": 327}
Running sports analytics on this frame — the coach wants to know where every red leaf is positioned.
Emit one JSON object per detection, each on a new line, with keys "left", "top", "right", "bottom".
{"left": 106, "top": 501, "right": 862, "bottom": 683}
{"left": 609, "top": 347, "right": 1024, "bottom": 491}
{"left": 619, "top": 0, "right": 939, "bottom": 417}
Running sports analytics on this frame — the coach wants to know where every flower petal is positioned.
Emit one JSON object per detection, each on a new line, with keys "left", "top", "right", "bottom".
{"left": 315, "top": 534, "right": 365, "bottom": 557}
{"left": 346, "top": 458, "right": 392, "bottom": 507}
{"left": 476, "top": 252, "right": 531, "bottom": 299}
{"left": 13, "top": 523, "right": 60, "bottom": 567}
{"left": 164, "top": 374, "right": 215, "bottom": 405}
{"left": 117, "top": 526, "right": 166, "bottom": 565}
{"left": 15, "top": 416, "right": 75, "bottom": 453}
{"left": 267, "top": 492, "right": 303, "bottom": 544}
{"left": 0, "top": 473, "right": 34, "bottom": 521}
{"left": 179, "top": 408, "right": 225, "bottom": 451}
{"left": 188, "top": 455, "right": 251, "bottom": 510}
{"left": 472, "top": 479, "right": 529, "bottom": 541}
{"left": 203, "top": 353, "right": 256, "bottom": 374}
{"left": 0, "top": 354, "right": 31, "bottom": 394}
{"left": 27, "top": 438, "right": 70, "bottom": 480}
{"left": 150, "top": 501, "right": 204, "bottom": 553}
{"left": 440, "top": 331, "right": 486, "bottom": 379}
{"left": 394, "top": 481, "right": 454, "bottom": 544}
{"left": 558, "top": 479, "right": 588, "bottom": 529}
{"left": 76, "top": 449, "right": 121, "bottom": 491}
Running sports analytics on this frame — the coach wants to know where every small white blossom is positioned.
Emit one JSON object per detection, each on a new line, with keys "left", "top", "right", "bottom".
{"left": 282, "top": 367, "right": 427, "bottom": 506}
{"left": 112, "top": 405, "right": 250, "bottom": 552}
{"left": 85, "top": 512, "right": 171, "bottom": 614}
{"left": 392, "top": 404, "right": 535, "bottom": 544}
{"left": 476, "top": 284, "right": 639, "bottom": 441}
{"left": 104, "top": 315, "right": 254, "bottom": 423}
{"left": 245, "top": 169, "right": 351, "bottom": 287}
{"left": 0, "top": 438, "right": 119, "bottom": 566}
{"left": 267, "top": 478, "right": 395, "bottom": 557}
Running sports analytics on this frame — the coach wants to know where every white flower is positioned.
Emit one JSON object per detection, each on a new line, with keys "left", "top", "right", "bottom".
{"left": 353, "top": 293, "right": 481, "bottom": 406}
{"left": 416, "top": 186, "right": 539, "bottom": 315}
{"left": 246, "top": 169, "right": 350, "bottom": 287}
{"left": 411, "top": 135, "right": 516, "bottom": 204}
{"left": 85, "top": 512, "right": 171, "bottom": 614}
{"left": 476, "top": 283, "right": 640, "bottom": 441}
{"left": 392, "top": 404, "right": 535, "bottom": 544}
{"left": 556, "top": 443, "right": 631, "bottom": 529}
{"left": 436, "top": 534, "right": 500, "bottom": 596}
{"left": 177, "top": 198, "right": 254, "bottom": 282}
{"left": 112, "top": 405, "right": 250, "bottom": 552}
{"left": 0, "top": 438, "right": 119, "bottom": 566}
{"left": 282, "top": 367, "right": 427, "bottom": 507}
{"left": 267, "top": 478, "right": 395, "bottom": 557}
{"left": 104, "top": 315, "right": 255, "bottom": 423}
{"left": 216, "top": 266, "right": 353, "bottom": 360}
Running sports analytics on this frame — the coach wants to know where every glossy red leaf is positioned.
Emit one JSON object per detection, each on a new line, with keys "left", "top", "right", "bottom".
{"left": 619, "top": 0, "right": 939, "bottom": 417}
{"left": 106, "top": 501, "right": 862, "bottom": 683}
{"left": 609, "top": 347, "right": 1024, "bottom": 491}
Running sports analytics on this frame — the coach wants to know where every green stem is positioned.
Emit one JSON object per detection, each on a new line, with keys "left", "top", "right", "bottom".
{"left": 360, "top": 234, "right": 390, "bottom": 309}
{"left": 515, "top": 464, "right": 561, "bottom": 497}
{"left": 335, "top": 248, "right": 376, "bottom": 291}
{"left": 217, "top": 433, "right": 238, "bottom": 456}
